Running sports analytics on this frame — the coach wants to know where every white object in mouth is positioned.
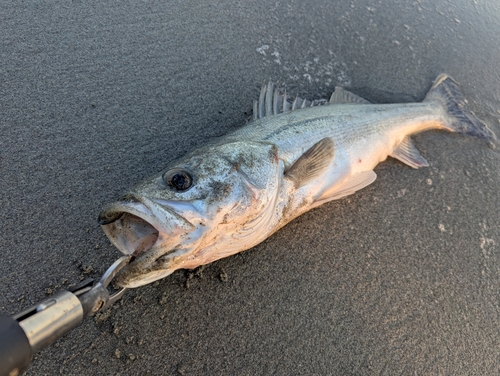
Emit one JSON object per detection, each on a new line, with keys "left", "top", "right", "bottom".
{"left": 102, "top": 211, "right": 160, "bottom": 256}
{"left": 100, "top": 198, "right": 195, "bottom": 259}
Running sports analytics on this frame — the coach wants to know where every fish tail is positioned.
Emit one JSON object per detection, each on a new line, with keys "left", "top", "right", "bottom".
{"left": 424, "top": 74, "right": 496, "bottom": 144}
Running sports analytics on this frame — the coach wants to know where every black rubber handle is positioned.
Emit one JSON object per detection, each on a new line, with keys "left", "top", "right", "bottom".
{"left": 0, "top": 315, "right": 32, "bottom": 376}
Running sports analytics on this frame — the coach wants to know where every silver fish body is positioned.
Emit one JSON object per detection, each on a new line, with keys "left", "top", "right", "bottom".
{"left": 99, "top": 74, "right": 494, "bottom": 287}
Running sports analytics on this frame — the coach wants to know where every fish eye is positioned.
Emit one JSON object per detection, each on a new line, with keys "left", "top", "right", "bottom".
{"left": 163, "top": 169, "right": 193, "bottom": 191}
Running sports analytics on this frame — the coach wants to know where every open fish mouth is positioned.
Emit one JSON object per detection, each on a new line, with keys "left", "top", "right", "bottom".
{"left": 98, "top": 194, "right": 196, "bottom": 264}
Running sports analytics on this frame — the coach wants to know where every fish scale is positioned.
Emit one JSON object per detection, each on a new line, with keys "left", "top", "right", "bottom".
{"left": 230, "top": 102, "right": 445, "bottom": 172}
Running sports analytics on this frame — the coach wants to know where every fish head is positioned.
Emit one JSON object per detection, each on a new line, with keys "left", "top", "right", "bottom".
{"left": 99, "top": 141, "right": 282, "bottom": 288}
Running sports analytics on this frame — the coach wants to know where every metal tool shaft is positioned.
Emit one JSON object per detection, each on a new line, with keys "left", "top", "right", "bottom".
{"left": 17, "top": 291, "right": 83, "bottom": 354}
{"left": 0, "top": 255, "right": 131, "bottom": 376}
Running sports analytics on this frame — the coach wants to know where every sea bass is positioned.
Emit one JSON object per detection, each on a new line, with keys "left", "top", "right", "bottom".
{"left": 99, "top": 74, "right": 494, "bottom": 288}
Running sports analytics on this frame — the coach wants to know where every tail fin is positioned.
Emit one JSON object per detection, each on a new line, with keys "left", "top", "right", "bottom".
{"left": 424, "top": 74, "right": 496, "bottom": 144}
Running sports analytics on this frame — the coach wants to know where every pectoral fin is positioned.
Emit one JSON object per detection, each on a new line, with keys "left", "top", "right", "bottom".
{"left": 313, "top": 170, "right": 377, "bottom": 207}
{"left": 284, "top": 138, "right": 335, "bottom": 189}
{"left": 390, "top": 136, "right": 429, "bottom": 169}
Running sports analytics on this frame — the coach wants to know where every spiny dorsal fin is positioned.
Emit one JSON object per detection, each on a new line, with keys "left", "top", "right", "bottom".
{"left": 292, "top": 96, "right": 302, "bottom": 110}
{"left": 273, "top": 86, "right": 280, "bottom": 115}
{"left": 253, "top": 82, "right": 328, "bottom": 120}
{"left": 265, "top": 82, "right": 274, "bottom": 116}
{"left": 390, "top": 136, "right": 429, "bottom": 169}
{"left": 255, "top": 84, "right": 267, "bottom": 120}
{"left": 329, "top": 86, "right": 371, "bottom": 104}
{"left": 284, "top": 137, "right": 334, "bottom": 188}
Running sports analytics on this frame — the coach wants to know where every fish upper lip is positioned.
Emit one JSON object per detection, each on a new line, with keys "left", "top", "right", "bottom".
{"left": 99, "top": 194, "right": 195, "bottom": 262}
{"left": 99, "top": 195, "right": 195, "bottom": 234}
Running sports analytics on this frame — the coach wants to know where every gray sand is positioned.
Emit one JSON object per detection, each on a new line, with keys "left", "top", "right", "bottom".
{"left": 1, "top": 0, "right": 500, "bottom": 374}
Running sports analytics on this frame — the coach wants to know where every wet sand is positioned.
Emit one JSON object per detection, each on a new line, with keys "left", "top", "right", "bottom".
{"left": 1, "top": 0, "right": 500, "bottom": 374}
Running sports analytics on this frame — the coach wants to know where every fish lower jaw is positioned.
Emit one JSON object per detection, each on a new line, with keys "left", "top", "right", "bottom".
{"left": 114, "top": 247, "right": 193, "bottom": 288}
{"left": 115, "top": 267, "right": 176, "bottom": 288}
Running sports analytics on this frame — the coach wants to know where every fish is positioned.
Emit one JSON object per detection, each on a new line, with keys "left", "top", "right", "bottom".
{"left": 98, "top": 74, "right": 495, "bottom": 288}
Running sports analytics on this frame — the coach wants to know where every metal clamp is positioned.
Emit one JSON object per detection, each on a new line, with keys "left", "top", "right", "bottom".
{"left": 78, "top": 255, "right": 132, "bottom": 317}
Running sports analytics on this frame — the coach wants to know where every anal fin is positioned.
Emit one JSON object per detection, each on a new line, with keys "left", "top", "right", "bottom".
{"left": 313, "top": 170, "right": 377, "bottom": 207}
{"left": 285, "top": 138, "right": 335, "bottom": 189}
{"left": 390, "top": 136, "right": 429, "bottom": 169}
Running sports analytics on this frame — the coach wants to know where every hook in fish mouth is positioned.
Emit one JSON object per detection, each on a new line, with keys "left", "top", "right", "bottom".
{"left": 98, "top": 194, "right": 195, "bottom": 263}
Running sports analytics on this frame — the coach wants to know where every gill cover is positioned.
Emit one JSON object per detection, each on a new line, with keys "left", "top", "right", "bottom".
{"left": 173, "top": 140, "right": 284, "bottom": 262}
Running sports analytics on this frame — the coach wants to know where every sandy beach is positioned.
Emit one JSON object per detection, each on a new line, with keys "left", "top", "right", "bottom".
{"left": 1, "top": 0, "right": 499, "bottom": 374}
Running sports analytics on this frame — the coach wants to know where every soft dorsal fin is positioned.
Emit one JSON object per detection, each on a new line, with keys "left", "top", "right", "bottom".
{"left": 253, "top": 82, "right": 328, "bottom": 120}
{"left": 312, "top": 170, "right": 377, "bottom": 208}
{"left": 284, "top": 138, "right": 334, "bottom": 188}
{"left": 329, "top": 86, "right": 371, "bottom": 104}
{"left": 390, "top": 136, "right": 429, "bottom": 169}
